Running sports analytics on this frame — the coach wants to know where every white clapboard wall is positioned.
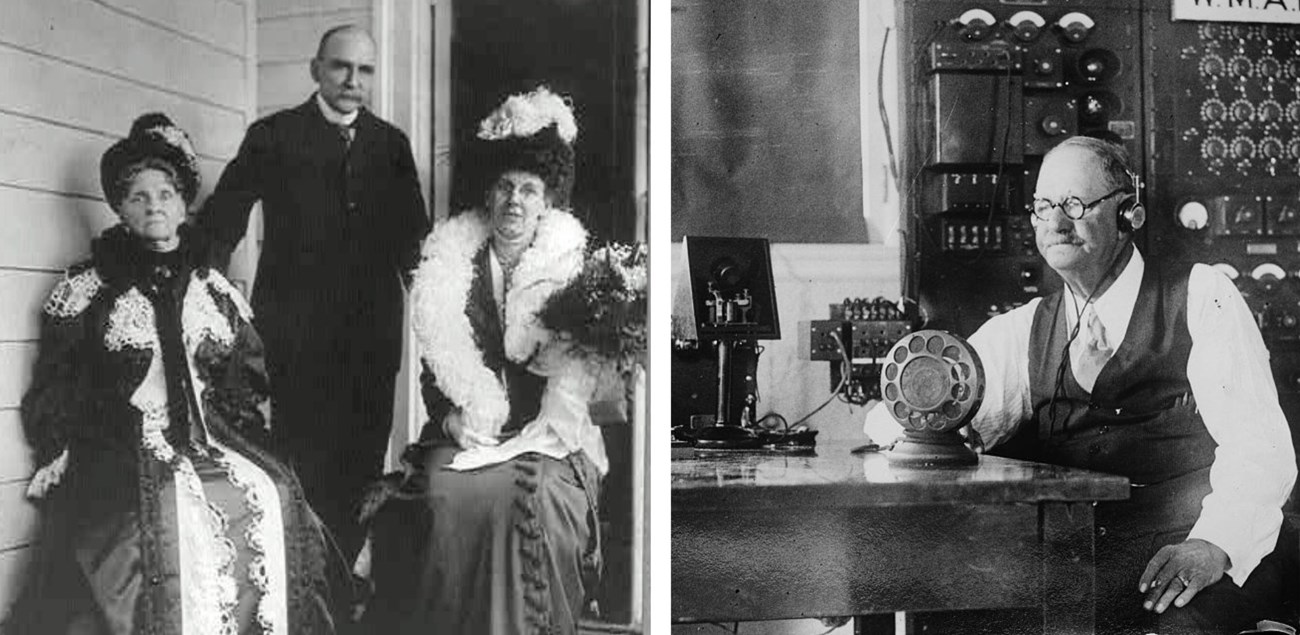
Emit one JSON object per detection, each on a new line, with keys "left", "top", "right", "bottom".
{"left": 0, "top": 0, "right": 256, "bottom": 626}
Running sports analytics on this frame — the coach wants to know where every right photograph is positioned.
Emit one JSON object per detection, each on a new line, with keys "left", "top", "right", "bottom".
{"left": 669, "top": 1, "right": 1300, "bottom": 634}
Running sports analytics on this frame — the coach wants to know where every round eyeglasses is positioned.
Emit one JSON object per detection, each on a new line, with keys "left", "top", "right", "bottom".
{"left": 1031, "top": 187, "right": 1126, "bottom": 221}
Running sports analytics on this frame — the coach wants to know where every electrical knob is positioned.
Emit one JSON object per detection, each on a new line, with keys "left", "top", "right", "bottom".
{"left": 1261, "top": 136, "right": 1284, "bottom": 160}
{"left": 1229, "top": 55, "right": 1254, "bottom": 78}
{"left": 1040, "top": 115, "right": 1065, "bottom": 136}
{"left": 1257, "top": 56, "right": 1282, "bottom": 79}
{"left": 1008, "top": 10, "right": 1045, "bottom": 42}
{"left": 1258, "top": 100, "right": 1283, "bottom": 124}
{"left": 1230, "top": 99, "right": 1255, "bottom": 122}
{"left": 956, "top": 9, "right": 996, "bottom": 41}
{"left": 1200, "top": 54, "right": 1226, "bottom": 77}
{"left": 1079, "top": 91, "right": 1117, "bottom": 123}
{"left": 1057, "top": 12, "right": 1095, "bottom": 43}
{"left": 1200, "top": 98, "right": 1226, "bottom": 122}
{"left": 1178, "top": 201, "right": 1210, "bottom": 230}
{"left": 1230, "top": 136, "right": 1256, "bottom": 159}
{"left": 1201, "top": 136, "right": 1228, "bottom": 159}
{"left": 1275, "top": 203, "right": 1300, "bottom": 228}
{"left": 1077, "top": 51, "right": 1116, "bottom": 82}
{"left": 1233, "top": 204, "right": 1257, "bottom": 229}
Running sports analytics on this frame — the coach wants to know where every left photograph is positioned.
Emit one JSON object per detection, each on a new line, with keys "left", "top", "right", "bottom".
{"left": 0, "top": 1, "right": 649, "bottom": 634}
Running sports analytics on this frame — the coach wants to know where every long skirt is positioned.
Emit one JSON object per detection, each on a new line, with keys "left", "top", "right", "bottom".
{"left": 368, "top": 445, "right": 602, "bottom": 635}
{"left": 7, "top": 445, "right": 317, "bottom": 635}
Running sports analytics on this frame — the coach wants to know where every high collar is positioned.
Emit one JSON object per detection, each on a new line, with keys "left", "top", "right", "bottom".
{"left": 92, "top": 224, "right": 213, "bottom": 289}
{"left": 314, "top": 92, "right": 360, "bottom": 127}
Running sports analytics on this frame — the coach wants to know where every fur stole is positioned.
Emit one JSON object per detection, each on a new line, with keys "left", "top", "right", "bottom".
{"left": 410, "top": 208, "right": 587, "bottom": 437}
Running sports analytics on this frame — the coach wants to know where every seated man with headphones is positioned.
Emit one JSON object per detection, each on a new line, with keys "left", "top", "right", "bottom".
{"left": 868, "top": 135, "right": 1298, "bottom": 634}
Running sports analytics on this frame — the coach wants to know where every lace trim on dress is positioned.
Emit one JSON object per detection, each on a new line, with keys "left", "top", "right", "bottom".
{"left": 213, "top": 442, "right": 289, "bottom": 635}
{"left": 133, "top": 341, "right": 173, "bottom": 463}
{"left": 137, "top": 398, "right": 239, "bottom": 635}
{"left": 174, "top": 453, "right": 240, "bottom": 635}
{"left": 182, "top": 277, "right": 235, "bottom": 350}
{"left": 139, "top": 403, "right": 175, "bottom": 463}
{"left": 205, "top": 273, "right": 254, "bottom": 321}
{"left": 132, "top": 348, "right": 240, "bottom": 635}
{"left": 43, "top": 268, "right": 104, "bottom": 318}
{"left": 105, "top": 289, "right": 158, "bottom": 352}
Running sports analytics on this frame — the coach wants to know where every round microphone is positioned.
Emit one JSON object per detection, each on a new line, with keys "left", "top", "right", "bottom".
{"left": 880, "top": 331, "right": 985, "bottom": 466}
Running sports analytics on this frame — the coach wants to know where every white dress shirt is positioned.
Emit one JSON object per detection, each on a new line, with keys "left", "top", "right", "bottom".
{"left": 865, "top": 248, "right": 1296, "bottom": 583}
{"left": 314, "top": 92, "right": 359, "bottom": 127}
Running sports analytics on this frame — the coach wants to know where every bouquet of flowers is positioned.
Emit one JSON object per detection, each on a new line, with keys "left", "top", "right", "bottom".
{"left": 538, "top": 241, "right": 648, "bottom": 373}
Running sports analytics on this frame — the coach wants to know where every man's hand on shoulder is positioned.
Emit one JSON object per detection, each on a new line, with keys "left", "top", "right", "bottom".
{"left": 1138, "top": 538, "right": 1229, "bottom": 614}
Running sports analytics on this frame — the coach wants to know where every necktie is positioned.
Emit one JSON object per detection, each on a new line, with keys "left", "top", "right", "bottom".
{"left": 338, "top": 123, "right": 355, "bottom": 149}
{"left": 1073, "top": 306, "right": 1113, "bottom": 393}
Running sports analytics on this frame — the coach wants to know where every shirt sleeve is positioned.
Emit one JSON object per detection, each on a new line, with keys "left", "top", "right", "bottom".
{"left": 862, "top": 300, "right": 1038, "bottom": 449}
{"left": 1184, "top": 264, "right": 1296, "bottom": 584}
{"left": 967, "top": 300, "right": 1038, "bottom": 449}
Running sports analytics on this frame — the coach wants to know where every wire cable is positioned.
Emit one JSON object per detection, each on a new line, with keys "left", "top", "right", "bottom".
{"left": 878, "top": 26, "right": 900, "bottom": 188}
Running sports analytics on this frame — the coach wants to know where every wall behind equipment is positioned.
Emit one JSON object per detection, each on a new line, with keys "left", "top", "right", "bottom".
{"left": 671, "top": 0, "right": 867, "bottom": 243}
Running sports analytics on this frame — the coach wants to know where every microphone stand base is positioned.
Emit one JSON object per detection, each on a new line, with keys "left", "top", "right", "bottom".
{"left": 886, "top": 429, "right": 978, "bottom": 467}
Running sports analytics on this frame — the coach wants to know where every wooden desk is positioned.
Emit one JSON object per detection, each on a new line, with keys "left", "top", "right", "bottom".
{"left": 672, "top": 441, "right": 1129, "bottom": 633}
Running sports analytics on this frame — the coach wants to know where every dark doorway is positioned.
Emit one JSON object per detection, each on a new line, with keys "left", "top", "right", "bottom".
{"left": 451, "top": 0, "right": 640, "bottom": 244}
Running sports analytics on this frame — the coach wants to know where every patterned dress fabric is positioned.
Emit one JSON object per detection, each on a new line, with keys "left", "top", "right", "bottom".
{"left": 6, "top": 226, "right": 334, "bottom": 635}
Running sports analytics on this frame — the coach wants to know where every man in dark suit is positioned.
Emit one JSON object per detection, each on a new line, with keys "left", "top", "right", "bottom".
{"left": 196, "top": 25, "right": 430, "bottom": 567}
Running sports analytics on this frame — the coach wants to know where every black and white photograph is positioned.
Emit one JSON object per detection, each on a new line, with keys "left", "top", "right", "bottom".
{"left": 670, "top": 1, "right": 1300, "bottom": 634}
{"left": 0, "top": 1, "right": 648, "bottom": 634}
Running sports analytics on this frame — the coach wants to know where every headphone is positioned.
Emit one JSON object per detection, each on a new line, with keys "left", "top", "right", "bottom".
{"left": 1116, "top": 195, "right": 1145, "bottom": 233}
{"left": 1115, "top": 169, "right": 1146, "bottom": 234}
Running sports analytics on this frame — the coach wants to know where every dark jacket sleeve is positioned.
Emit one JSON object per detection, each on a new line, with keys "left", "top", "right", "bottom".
{"left": 195, "top": 119, "right": 275, "bottom": 272}
{"left": 389, "top": 129, "right": 431, "bottom": 286}
{"left": 416, "top": 362, "right": 456, "bottom": 444}
{"left": 203, "top": 302, "right": 273, "bottom": 447}
{"left": 20, "top": 275, "right": 96, "bottom": 466}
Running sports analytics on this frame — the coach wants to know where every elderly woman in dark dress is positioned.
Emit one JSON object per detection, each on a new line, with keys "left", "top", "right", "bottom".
{"left": 359, "top": 87, "right": 606, "bottom": 635}
{"left": 6, "top": 113, "right": 334, "bottom": 635}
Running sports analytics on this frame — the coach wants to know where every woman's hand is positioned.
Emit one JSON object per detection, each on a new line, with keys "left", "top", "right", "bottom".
{"left": 26, "top": 447, "right": 69, "bottom": 500}
{"left": 444, "top": 411, "right": 500, "bottom": 451}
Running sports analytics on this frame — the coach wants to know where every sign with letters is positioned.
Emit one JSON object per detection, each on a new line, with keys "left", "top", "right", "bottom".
{"left": 1172, "top": 0, "right": 1300, "bottom": 23}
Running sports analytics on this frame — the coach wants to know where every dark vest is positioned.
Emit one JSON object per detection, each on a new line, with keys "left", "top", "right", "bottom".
{"left": 992, "top": 260, "right": 1217, "bottom": 534}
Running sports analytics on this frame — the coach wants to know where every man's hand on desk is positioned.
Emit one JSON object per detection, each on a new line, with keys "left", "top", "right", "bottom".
{"left": 1137, "top": 538, "right": 1229, "bottom": 614}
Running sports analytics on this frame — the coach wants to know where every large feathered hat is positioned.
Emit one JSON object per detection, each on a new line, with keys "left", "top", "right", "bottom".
{"left": 468, "top": 86, "right": 578, "bottom": 207}
{"left": 100, "top": 112, "right": 201, "bottom": 207}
